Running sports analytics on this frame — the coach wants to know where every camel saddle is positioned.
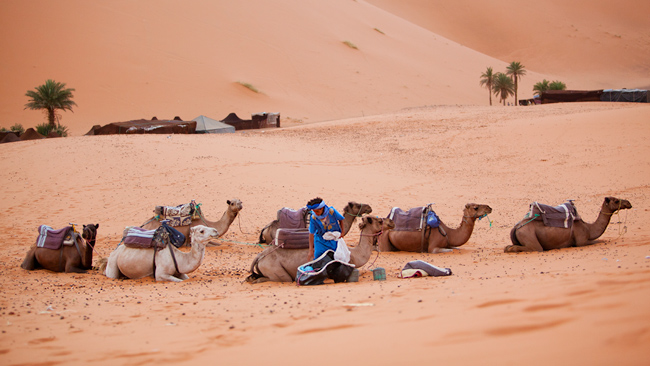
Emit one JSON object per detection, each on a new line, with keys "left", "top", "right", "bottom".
{"left": 523, "top": 201, "right": 581, "bottom": 229}
{"left": 124, "top": 227, "right": 164, "bottom": 249}
{"left": 388, "top": 206, "right": 428, "bottom": 231}
{"left": 36, "top": 225, "right": 76, "bottom": 250}
{"left": 272, "top": 228, "right": 310, "bottom": 249}
{"left": 154, "top": 202, "right": 195, "bottom": 227}
{"left": 277, "top": 207, "right": 310, "bottom": 229}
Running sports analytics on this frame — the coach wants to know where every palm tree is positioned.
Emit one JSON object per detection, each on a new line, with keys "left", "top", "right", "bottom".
{"left": 549, "top": 80, "right": 567, "bottom": 90}
{"left": 533, "top": 79, "right": 550, "bottom": 96}
{"left": 492, "top": 73, "right": 515, "bottom": 106}
{"left": 479, "top": 67, "right": 496, "bottom": 106}
{"left": 506, "top": 61, "right": 526, "bottom": 106}
{"left": 24, "top": 79, "right": 77, "bottom": 128}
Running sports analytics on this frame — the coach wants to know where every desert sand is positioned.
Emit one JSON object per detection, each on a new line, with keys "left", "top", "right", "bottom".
{"left": 1, "top": 1, "right": 650, "bottom": 365}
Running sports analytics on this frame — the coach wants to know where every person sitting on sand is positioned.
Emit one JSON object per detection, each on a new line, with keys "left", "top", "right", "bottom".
{"left": 307, "top": 197, "right": 345, "bottom": 260}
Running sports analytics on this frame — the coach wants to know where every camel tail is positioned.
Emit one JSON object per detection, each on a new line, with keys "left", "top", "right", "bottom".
{"left": 96, "top": 257, "right": 108, "bottom": 274}
{"left": 245, "top": 252, "right": 265, "bottom": 283}
{"left": 510, "top": 226, "right": 522, "bottom": 247}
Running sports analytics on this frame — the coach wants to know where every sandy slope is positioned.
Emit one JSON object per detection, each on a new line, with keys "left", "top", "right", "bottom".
{"left": 1, "top": 0, "right": 633, "bottom": 135}
{"left": 1, "top": 103, "right": 649, "bottom": 365}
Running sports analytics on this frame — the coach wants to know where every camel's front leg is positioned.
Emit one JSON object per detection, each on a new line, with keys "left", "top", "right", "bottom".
{"left": 155, "top": 271, "right": 184, "bottom": 282}
{"left": 504, "top": 228, "right": 544, "bottom": 253}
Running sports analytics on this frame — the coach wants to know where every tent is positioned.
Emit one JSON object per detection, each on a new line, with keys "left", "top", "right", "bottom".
{"left": 85, "top": 119, "right": 196, "bottom": 135}
{"left": 192, "top": 115, "right": 235, "bottom": 134}
{"left": 600, "top": 89, "right": 648, "bottom": 103}
{"left": 540, "top": 90, "right": 603, "bottom": 104}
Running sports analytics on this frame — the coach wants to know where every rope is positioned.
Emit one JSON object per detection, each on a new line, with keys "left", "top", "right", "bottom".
{"left": 214, "top": 237, "right": 269, "bottom": 248}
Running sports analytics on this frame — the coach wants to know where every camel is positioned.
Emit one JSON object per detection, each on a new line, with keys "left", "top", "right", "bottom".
{"left": 141, "top": 199, "right": 243, "bottom": 245}
{"left": 247, "top": 216, "right": 395, "bottom": 283}
{"left": 505, "top": 196, "right": 632, "bottom": 253}
{"left": 102, "top": 225, "right": 218, "bottom": 282}
{"left": 378, "top": 203, "right": 493, "bottom": 253}
{"left": 258, "top": 201, "right": 372, "bottom": 244}
{"left": 21, "top": 224, "right": 99, "bottom": 273}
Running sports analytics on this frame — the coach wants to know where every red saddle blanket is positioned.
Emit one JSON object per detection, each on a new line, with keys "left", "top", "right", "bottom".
{"left": 36, "top": 225, "right": 74, "bottom": 250}
{"left": 524, "top": 201, "right": 580, "bottom": 228}
{"left": 272, "top": 228, "right": 310, "bottom": 249}
{"left": 388, "top": 207, "right": 426, "bottom": 231}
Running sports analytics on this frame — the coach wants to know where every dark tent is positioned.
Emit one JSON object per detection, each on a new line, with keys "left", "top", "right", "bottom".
{"left": 86, "top": 119, "right": 196, "bottom": 135}
{"left": 20, "top": 128, "right": 46, "bottom": 141}
{"left": 541, "top": 90, "right": 603, "bottom": 104}
{"left": 600, "top": 89, "right": 649, "bottom": 103}
{"left": 1, "top": 132, "right": 21, "bottom": 143}
{"left": 221, "top": 112, "right": 281, "bottom": 130}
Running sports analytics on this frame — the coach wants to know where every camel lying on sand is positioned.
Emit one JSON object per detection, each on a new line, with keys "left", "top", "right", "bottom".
{"left": 21, "top": 224, "right": 99, "bottom": 273}
{"left": 258, "top": 201, "right": 372, "bottom": 244}
{"left": 247, "top": 216, "right": 394, "bottom": 283}
{"left": 378, "top": 203, "right": 492, "bottom": 253}
{"left": 505, "top": 196, "right": 632, "bottom": 252}
{"left": 102, "top": 225, "right": 218, "bottom": 282}
{"left": 141, "top": 199, "right": 242, "bottom": 245}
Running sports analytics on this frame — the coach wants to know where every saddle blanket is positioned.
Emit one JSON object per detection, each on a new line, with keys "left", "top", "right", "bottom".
{"left": 524, "top": 201, "right": 580, "bottom": 228}
{"left": 272, "top": 228, "right": 310, "bottom": 249}
{"left": 388, "top": 207, "right": 426, "bottom": 231}
{"left": 277, "top": 207, "right": 309, "bottom": 229}
{"left": 36, "top": 225, "right": 73, "bottom": 250}
{"left": 154, "top": 202, "right": 194, "bottom": 226}
{"left": 124, "top": 227, "right": 164, "bottom": 249}
{"left": 401, "top": 260, "right": 452, "bottom": 278}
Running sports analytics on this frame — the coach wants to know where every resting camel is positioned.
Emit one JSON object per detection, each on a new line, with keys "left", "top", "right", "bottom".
{"left": 247, "top": 216, "right": 395, "bottom": 283}
{"left": 102, "top": 225, "right": 218, "bottom": 282}
{"left": 258, "top": 201, "right": 372, "bottom": 244}
{"left": 505, "top": 196, "right": 632, "bottom": 252}
{"left": 378, "top": 203, "right": 493, "bottom": 253}
{"left": 141, "top": 199, "right": 243, "bottom": 245}
{"left": 21, "top": 224, "right": 99, "bottom": 273}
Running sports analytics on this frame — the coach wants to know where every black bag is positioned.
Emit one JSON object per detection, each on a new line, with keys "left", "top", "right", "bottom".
{"left": 161, "top": 221, "right": 186, "bottom": 248}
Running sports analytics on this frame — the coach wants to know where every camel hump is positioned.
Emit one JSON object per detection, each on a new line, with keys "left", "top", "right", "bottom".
{"left": 525, "top": 201, "right": 580, "bottom": 228}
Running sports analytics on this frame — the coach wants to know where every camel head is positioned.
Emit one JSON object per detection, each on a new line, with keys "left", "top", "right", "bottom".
{"left": 344, "top": 201, "right": 373, "bottom": 217}
{"left": 190, "top": 225, "right": 220, "bottom": 245}
{"left": 82, "top": 223, "right": 99, "bottom": 240}
{"left": 464, "top": 203, "right": 493, "bottom": 220}
{"left": 227, "top": 199, "right": 243, "bottom": 214}
{"left": 359, "top": 216, "right": 393, "bottom": 233}
{"left": 603, "top": 197, "right": 632, "bottom": 213}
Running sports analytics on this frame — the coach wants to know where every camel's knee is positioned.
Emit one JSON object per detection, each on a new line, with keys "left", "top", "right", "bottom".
{"left": 157, "top": 274, "right": 183, "bottom": 282}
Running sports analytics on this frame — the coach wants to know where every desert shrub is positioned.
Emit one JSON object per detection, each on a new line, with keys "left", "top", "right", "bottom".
{"left": 36, "top": 123, "right": 68, "bottom": 137}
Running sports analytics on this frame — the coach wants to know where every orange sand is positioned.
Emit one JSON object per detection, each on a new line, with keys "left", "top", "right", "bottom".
{"left": 1, "top": 1, "right": 649, "bottom": 365}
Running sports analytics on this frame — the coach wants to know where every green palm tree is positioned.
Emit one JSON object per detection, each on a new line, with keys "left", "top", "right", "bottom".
{"left": 506, "top": 61, "right": 526, "bottom": 106}
{"left": 479, "top": 66, "right": 496, "bottom": 106}
{"left": 24, "top": 79, "right": 77, "bottom": 128}
{"left": 492, "top": 73, "right": 515, "bottom": 106}
{"left": 533, "top": 79, "right": 550, "bottom": 96}
{"left": 549, "top": 80, "right": 567, "bottom": 90}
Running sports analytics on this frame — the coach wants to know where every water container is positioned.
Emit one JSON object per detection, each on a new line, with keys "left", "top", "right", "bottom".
{"left": 347, "top": 269, "right": 359, "bottom": 282}
{"left": 372, "top": 267, "right": 386, "bottom": 281}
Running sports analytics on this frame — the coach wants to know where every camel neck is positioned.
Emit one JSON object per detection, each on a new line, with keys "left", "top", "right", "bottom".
{"left": 587, "top": 205, "right": 616, "bottom": 240}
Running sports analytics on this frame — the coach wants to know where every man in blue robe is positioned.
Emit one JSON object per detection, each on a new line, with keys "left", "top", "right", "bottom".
{"left": 307, "top": 197, "right": 345, "bottom": 260}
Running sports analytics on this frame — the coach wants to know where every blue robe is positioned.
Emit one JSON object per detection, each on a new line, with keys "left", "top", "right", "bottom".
{"left": 309, "top": 206, "right": 345, "bottom": 259}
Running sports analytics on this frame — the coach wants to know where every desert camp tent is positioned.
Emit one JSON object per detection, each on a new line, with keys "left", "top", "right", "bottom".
{"left": 540, "top": 90, "right": 603, "bottom": 104}
{"left": 220, "top": 112, "right": 280, "bottom": 130}
{"left": 193, "top": 115, "right": 235, "bottom": 134}
{"left": 86, "top": 119, "right": 196, "bottom": 135}
{"left": 601, "top": 89, "right": 648, "bottom": 103}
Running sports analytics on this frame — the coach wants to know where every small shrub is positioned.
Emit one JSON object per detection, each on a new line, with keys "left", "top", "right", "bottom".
{"left": 10, "top": 123, "right": 25, "bottom": 134}
{"left": 343, "top": 41, "right": 358, "bottom": 50}
{"left": 374, "top": 28, "right": 385, "bottom": 35}
{"left": 236, "top": 81, "right": 260, "bottom": 94}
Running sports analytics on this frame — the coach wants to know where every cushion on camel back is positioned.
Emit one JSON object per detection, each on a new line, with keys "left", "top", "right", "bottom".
{"left": 124, "top": 227, "right": 165, "bottom": 249}
{"left": 153, "top": 202, "right": 195, "bottom": 226}
{"left": 524, "top": 201, "right": 581, "bottom": 228}
{"left": 36, "top": 225, "right": 74, "bottom": 250}
{"left": 388, "top": 207, "right": 426, "bottom": 231}
{"left": 277, "top": 207, "right": 310, "bottom": 229}
{"left": 272, "top": 228, "right": 310, "bottom": 249}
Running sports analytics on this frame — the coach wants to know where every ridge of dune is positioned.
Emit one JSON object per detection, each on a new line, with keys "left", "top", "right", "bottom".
{"left": 367, "top": 0, "right": 650, "bottom": 90}
{"left": 1, "top": 0, "right": 550, "bottom": 135}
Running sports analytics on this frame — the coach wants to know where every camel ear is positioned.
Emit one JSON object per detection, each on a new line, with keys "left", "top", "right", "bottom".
{"left": 465, "top": 204, "right": 471, "bottom": 209}
{"left": 605, "top": 197, "right": 611, "bottom": 204}
{"left": 95, "top": 223, "right": 99, "bottom": 228}
{"left": 348, "top": 202, "right": 354, "bottom": 208}
{"left": 227, "top": 200, "right": 232, "bottom": 205}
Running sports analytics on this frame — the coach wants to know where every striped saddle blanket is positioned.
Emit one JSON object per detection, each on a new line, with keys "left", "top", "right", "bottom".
{"left": 524, "top": 201, "right": 580, "bottom": 228}
{"left": 36, "top": 225, "right": 75, "bottom": 250}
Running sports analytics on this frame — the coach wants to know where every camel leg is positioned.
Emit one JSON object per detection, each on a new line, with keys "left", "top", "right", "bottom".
{"left": 64, "top": 263, "right": 87, "bottom": 273}
{"left": 504, "top": 228, "right": 543, "bottom": 253}
{"left": 20, "top": 247, "right": 38, "bottom": 270}
{"left": 156, "top": 273, "right": 184, "bottom": 282}
{"left": 431, "top": 247, "right": 453, "bottom": 253}
{"left": 178, "top": 273, "right": 189, "bottom": 280}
